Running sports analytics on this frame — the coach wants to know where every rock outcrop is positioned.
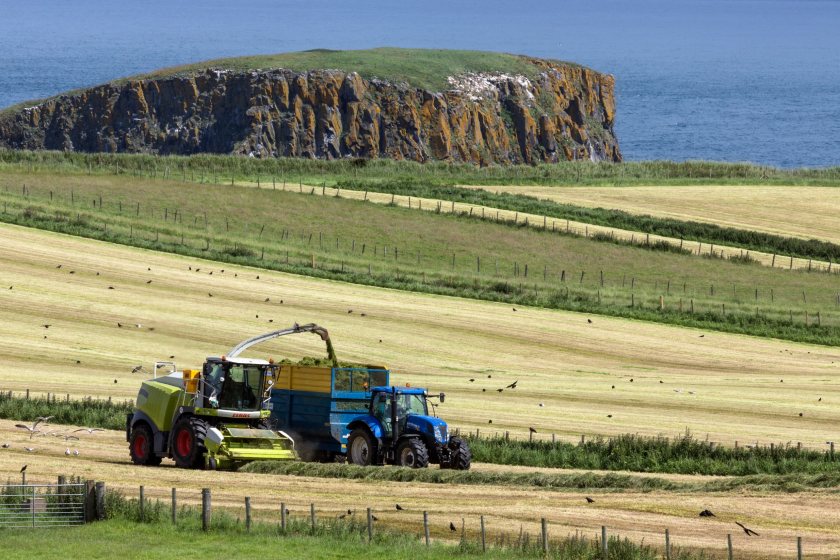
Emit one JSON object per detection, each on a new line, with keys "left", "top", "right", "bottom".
{"left": 0, "top": 57, "right": 621, "bottom": 164}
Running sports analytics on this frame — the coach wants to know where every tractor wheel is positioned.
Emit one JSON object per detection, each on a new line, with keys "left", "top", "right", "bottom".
{"left": 129, "top": 424, "right": 162, "bottom": 466}
{"left": 347, "top": 428, "right": 378, "bottom": 466}
{"left": 171, "top": 416, "right": 208, "bottom": 469}
{"left": 396, "top": 438, "right": 429, "bottom": 469}
{"left": 441, "top": 437, "right": 471, "bottom": 471}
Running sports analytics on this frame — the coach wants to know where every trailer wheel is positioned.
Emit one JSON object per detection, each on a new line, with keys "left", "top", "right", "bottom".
{"left": 129, "top": 423, "right": 162, "bottom": 466}
{"left": 396, "top": 438, "right": 429, "bottom": 469}
{"left": 441, "top": 437, "right": 471, "bottom": 471}
{"left": 171, "top": 416, "right": 208, "bottom": 469}
{"left": 347, "top": 428, "right": 378, "bottom": 466}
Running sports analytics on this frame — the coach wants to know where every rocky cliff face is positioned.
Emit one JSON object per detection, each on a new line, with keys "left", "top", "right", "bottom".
{"left": 0, "top": 57, "right": 621, "bottom": 164}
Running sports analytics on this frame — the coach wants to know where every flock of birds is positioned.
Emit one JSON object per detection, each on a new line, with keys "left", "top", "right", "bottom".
{"left": 1, "top": 416, "right": 103, "bottom": 456}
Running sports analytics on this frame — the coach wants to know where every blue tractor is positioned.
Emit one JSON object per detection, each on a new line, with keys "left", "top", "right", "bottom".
{"left": 344, "top": 385, "right": 471, "bottom": 469}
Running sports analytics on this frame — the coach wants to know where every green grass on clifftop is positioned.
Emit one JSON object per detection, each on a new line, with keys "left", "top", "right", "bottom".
{"left": 135, "top": 48, "right": 565, "bottom": 91}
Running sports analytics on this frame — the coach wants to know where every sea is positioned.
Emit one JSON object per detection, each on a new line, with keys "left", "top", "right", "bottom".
{"left": 1, "top": 0, "right": 838, "bottom": 168}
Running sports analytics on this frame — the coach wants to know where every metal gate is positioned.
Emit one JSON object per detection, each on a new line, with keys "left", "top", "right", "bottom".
{"left": 0, "top": 483, "right": 86, "bottom": 528}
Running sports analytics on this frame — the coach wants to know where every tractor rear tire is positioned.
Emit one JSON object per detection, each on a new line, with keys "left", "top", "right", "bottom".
{"left": 347, "top": 428, "right": 378, "bottom": 466}
{"left": 442, "top": 437, "right": 471, "bottom": 470}
{"left": 129, "top": 423, "right": 162, "bottom": 466}
{"left": 396, "top": 438, "right": 429, "bottom": 469}
{"left": 171, "top": 416, "right": 208, "bottom": 469}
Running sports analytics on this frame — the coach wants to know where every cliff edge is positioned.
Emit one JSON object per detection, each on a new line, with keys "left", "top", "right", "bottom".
{"left": 0, "top": 48, "right": 621, "bottom": 164}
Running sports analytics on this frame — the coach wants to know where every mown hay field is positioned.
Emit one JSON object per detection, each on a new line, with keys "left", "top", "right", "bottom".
{"left": 0, "top": 223, "right": 838, "bottom": 448}
{"left": 465, "top": 184, "right": 840, "bottom": 245}
{"left": 1, "top": 421, "right": 839, "bottom": 558}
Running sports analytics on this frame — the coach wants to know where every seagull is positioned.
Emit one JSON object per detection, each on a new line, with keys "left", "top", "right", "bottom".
{"left": 65, "top": 448, "right": 71, "bottom": 456}
{"left": 72, "top": 428, "right": 104, "bottom": 434}
{"left": 1, "top": 443, "right": 10, "bottom": 449}
{"left": 735, "top": 521, "right": 759, "bottom": 536}
{"left": 73, "top": 450, "right": 79, "bottom": 456}
{"left": 586, "top": 497, "right": 595, "bottom": 503}
{"left": 699, "top": 510, "right": 715, "bottom": 517}
{"left": 24, "top": 447, "right": 36, "bottom": 453}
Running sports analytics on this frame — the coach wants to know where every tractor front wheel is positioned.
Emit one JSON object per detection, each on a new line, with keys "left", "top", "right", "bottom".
{"left": 441, "top": 437, "right": 471, "bottom": 470}
{"left": 396, "top": 438, "right": 429, "bottom": 469}
{"left": 171, "top": 416, "right": 208, "bottom": 469}
{"left": 347, "top": 428, "right": 378, "bottom": 466}
{"left": 129, "top": 424, "right": 162, "bottom": 466}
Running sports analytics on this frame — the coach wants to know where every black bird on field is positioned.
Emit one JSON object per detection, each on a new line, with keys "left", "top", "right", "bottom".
{"left": 611, "top": 385, "right": 615, "bottom": 389}
{"left": 395, "top": 504, "right": 404, "bottom": 511}
{"left": 208, "top": 293, "right": 213, "bottom": 297}
{"left": 42, "top": 324, "right": 51, "bottom": 329}
{"left": 338, "top": 513, "right": 347, "bottom": 519}
{"left": 587, "top": 319, "right": 593, "bottom": 324}
{"left": 487, "top": 375, "right": 492, "bottom": 379}
{"left": 505, "top": 380, "right": 518, "bottom": 389}
{"left": 482, "top": 389, "right": 486, "bottom": 392}
{"left": 606, "top": 414, "right": 613, "bottom": 418}
{"left": 117, "top": 323, "right": 123, "bottom": 328}
{"left": 488, "top": 419, "right": 492, "bottom": 424}
{"left": 20, "top": 465, "right": 27, "bottom": 473}
{"left": 146, "top": 280, "right": 152, "bottom": 284}
{"left": 347, "top": 509, "right": 352, "bottom": 515}
{"left": 659, "top": 380, "right": 664, "bottom": 384}
{"left": 585, "top": 497, "right": 595, "bottom": 504}
{"left": 699, "top": 509, "right": 715, "bottom": 517}
{"left": 371, "top": 514, "right": 378, "bottom": 521}
{"left": 529, "top": 427, "right": 537, "bottom": 434}
{"left": 449, "top": 522, "right": 457, "bottom": 532}
{"left": 469, "top": 378, "right": 475, "bottom": 382}
{"left": 108, "top": 286, "right": 114, "bottom": 290}
{"left": 496, "top": 388, "right": 503, "bottom": 393}
{"left": 735, "top": 521, "right": 759, "bottom": 536}
{"left": 265, "top": 298, "right": 270, "bottom": 302}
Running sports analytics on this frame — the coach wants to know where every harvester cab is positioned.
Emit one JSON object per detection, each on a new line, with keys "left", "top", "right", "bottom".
{"left": 345, "top": 386, "right": 471, "bottom": 469}
{"left": 127, "top": 323, "right": 335, "bottom": 470}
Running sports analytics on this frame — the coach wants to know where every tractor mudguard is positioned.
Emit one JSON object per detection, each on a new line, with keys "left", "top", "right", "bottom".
{"left": 346, "top": 416, "right": 385, "bottom": 439}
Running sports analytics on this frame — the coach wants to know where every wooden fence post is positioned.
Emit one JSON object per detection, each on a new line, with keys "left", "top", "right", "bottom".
{"left": 480, "top": 515, "right": 487, "bottom": 552}
{"left": 310, "top": 503, "right": 316, "bottom": 530}
{"left": 94, "top": 481, "right": 105, "bottom": 521}
{"left": 245, "top": 497, "right": 251, "bottom": 532}
{"left": 601, "top": 526, "right": 608, "bottom": 560}
{"left": 423, "top": 511, "right": 430, "bottom": 546}
{"left": 727, "top": 533, "right": 733, "bottom": 560}
{"left": 665, "top": 528, "right": 671, "bottom": 560}
{"left": 280, "top": 502, "right": 287, "bottom": 530}
{"left": 201, "top": 488, "right": 211, "bottom": 531}
{"left": 367, "top": 508, "right": 373, "bottom": 542}
{"left": 797, "top": 536, "right": 803, "bottom": 560}
{"left": 139, "top": 485, "right": 145, "bottom": 521}
{"left": 541, "top": 518, "right": 548, "bottom": 555}
{"left": 171, "top": 488, "right": 177, "bottom": 524}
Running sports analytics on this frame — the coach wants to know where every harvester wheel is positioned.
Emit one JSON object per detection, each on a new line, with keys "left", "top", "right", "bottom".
{"left": 171, "top": 416, "right": 208, "bottom": 469}
{"left": 396, "top": 438, "right": 429, "bottom": 469}
{"left": 129, "top": 424, "right": 162, "bottom": 466}
{"left": 441, "top": 437, "right": 471, "bottom": 471}
{"left": 347, "top": 428, "right": 378, "bottom": 466}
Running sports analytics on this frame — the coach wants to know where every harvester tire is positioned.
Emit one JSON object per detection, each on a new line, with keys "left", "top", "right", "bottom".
{"left": 396, "top": 438, "right": 429, "bottom": 469}
{"left": 129, "top": 423, "right": 162, "bottom": 466}
{"left": 171, "top": 416, "right": 208, "bottom": 469}
{"left": 442, "top": 437, "right": 471, "bottom": 471}
{"left": 347, "top": 428, "right": 378, "bottom": 466}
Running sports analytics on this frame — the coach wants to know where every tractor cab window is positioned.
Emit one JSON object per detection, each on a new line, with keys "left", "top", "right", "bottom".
{"left": 217, "top": 364, "right": 263, "bottom": 411}
{"left": 203, "top": 362, "right": 225, "bottom": 407}
{"left": 371, "top": 393, "right": 393, "bottom": 437}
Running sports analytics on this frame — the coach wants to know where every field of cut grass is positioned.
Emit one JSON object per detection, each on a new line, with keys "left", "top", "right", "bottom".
{"left": 2, "top": 420, "right": 839, "bottom": 559}
{"left": 468, "top": 184, "right": 840, "bottom": 246}
{"left": 2, "top": 171, "right": 840, "bottom": 345}
{"left": 1, "top": 224, "right": 839, "bottom": 448}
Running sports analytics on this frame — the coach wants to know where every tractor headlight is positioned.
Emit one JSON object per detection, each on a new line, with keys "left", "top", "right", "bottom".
{"left": 435, "top": 425, "right": 447, "bottom": 443}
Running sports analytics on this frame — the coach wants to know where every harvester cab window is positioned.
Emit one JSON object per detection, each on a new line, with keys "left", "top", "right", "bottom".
{"left": 217, "top": 364, "right": 261, "bottom": 411}
{"left": 204, "top": 363, "right": 225, "bottom": 407}
{"left": 372, "top": 393, "right": 393, "bottom": 437}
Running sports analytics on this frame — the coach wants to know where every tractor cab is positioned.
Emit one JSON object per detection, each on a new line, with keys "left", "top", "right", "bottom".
{"left": 369, "top": 386, "right": 446, "bottom": 442}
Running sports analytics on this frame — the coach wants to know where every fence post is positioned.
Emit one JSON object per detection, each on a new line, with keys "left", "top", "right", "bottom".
{"left": 281, "top": 502, "right": 287, "bottom": 530}
{"left": 201, "top": 488, "right": 211, "bottom": 531}
{"left": 797, "top": 536, "right": 803, "bottom": 560}
{"left": 424, "top": 511, "right": 430, "bottom": 546}
{"left": 94, "top": 481, "right": 105, "bottom": 521}
{"left": 727, "top": 533, "right": 733, "bottom": 560}
{"left": 245, "top": 497, "right": 251, "bottom": 532}
{"left": 601, "top": 526, "right": 608, "bottom": 560}
{"left": 84, "top": 480, "right": 96, "bottom": 522}
{"left": 665, "top": 528, "right": 671, "bottom": 560}
{"left": 367, "top": 508, "right": 373, "bottom": 542}
{"left": 310, "top": 503, "right": 316, "bottom": 530}
{"left": 139, "top": 485, "right": 145, "bottom": 521}
{"left": 480, "top": 515, "right": 487, "bottom": 552}
{"left": 541, "top": 518, "right": 548, "bottom": 555}
{"left": 171, "top": 488, "right": 177, "bottom": 524}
